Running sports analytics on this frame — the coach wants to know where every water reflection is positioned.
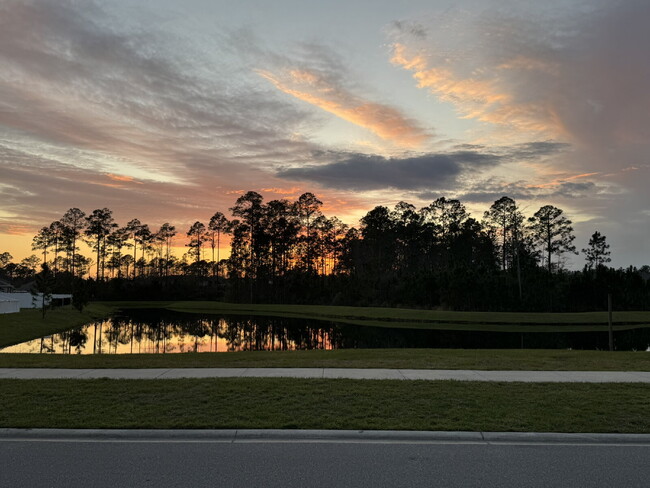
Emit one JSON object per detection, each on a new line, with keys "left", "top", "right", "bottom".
{"left": 3, "top": 309, "right": 650, "bottom": 354}
{"left": 4, "top": 311, "right": 341, "bottom": 354}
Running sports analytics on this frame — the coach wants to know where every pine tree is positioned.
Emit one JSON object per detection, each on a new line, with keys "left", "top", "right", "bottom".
{"left": 582, "top": 231, "right": 611, "bottom": 270}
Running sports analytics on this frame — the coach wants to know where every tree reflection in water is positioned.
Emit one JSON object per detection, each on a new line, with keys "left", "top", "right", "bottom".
{"left": 18, "top": 310, "right": 344, "bottom": 354}
{"left": 5, "top": 308, "right": 650, "bottom": 354}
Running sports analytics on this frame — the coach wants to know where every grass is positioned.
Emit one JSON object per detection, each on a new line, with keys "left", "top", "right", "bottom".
{"left": 107, "top": 300, "right": 650, "bottom": 329}
{"left": 2, "top": 348, "right": 650, "bottom": 371}
{"left": 2, "top": 301, "right": 650, "bottom": 372}
{"left": 1, "top": 377, "right": 649, "bottom": 432}
{"left": 0, "top": 303, "right": 115, "bottom": 348}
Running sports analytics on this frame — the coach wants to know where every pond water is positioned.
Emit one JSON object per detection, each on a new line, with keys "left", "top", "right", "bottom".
{"left": 2, "top": 309, "right": 650, "bottom": 354}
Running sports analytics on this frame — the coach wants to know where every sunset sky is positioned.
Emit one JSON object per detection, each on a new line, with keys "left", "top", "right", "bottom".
{"left": 1, "top": 0, "right": 648, "bottom": 268}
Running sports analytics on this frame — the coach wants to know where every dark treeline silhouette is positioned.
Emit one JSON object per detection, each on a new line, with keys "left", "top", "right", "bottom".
{"left": 2, "top": 192, "right": 649, "bottom": 312}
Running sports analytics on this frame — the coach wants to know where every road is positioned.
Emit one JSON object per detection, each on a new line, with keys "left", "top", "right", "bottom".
{"left": 2, "top": 431, "right": 650, "bottom": 487}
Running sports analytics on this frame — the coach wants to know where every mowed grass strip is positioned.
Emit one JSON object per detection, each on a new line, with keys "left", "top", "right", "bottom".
{"left": 3, "top": 348, "right": 650, "bottom": 371}
{"left": 1, "top": 378, "right": 649, "bottom": 433}
{"left": 106, "top": 301, "right": 650, "bottom": 326}
{"left": 0, "top": 304, "right": 114, "bottom": 348}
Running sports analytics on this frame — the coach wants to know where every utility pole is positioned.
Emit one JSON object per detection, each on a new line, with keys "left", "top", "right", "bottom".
{"left": 608, "top": 293, "right": 614, "bottom": 351}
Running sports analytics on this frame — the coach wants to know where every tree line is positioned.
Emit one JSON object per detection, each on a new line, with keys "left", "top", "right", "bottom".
{"left": 1, "top": 191, "right": 648, "bottom": 312}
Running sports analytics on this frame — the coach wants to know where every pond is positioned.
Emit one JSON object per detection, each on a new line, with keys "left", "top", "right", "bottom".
{"left": 2, "top": 309, "right": 650, "bottom": 354}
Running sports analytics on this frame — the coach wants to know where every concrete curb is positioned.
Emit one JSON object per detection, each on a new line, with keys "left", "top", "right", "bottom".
{"left": 2, "top": 428, "right": 650, "bottom": 444}
{"left": 2, "top": 368, "right": 650, "bottom": 382}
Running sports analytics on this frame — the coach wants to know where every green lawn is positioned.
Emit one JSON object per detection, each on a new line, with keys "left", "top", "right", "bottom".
{"left": 3, "top": 348, "right": 650, "bottom": 371}
{"left": 108, "top": 300, "right": 650, "bottom": 327}
{"left": 3, "top": 301, "right": 650, "bottom": 371}
{"left": 0, "top": 303, "right": 114, "bottom": 348}
{"left": 2, "top": 378, "right": 649, "bottom": 432}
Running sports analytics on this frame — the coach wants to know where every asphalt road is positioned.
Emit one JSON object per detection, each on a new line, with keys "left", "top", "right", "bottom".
{"left": 2, "top": 431, "right": 650, "bottom": 487}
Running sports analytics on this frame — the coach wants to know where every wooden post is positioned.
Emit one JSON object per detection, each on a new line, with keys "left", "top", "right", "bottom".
{"left": 608, "top": 293, "right": 613, "bottom": 352}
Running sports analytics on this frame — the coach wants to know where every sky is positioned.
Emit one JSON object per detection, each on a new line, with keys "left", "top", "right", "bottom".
{"left": 0, "top": 0, "right": 648, "bottom": 268}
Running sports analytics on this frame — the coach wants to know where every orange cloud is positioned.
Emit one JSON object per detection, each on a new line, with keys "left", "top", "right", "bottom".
{"left": 0, "top": 223, "right": 34, "bottom": 236}
{"left": 497, "top": 56, "right": 560, "bottom": 76}
{"left": 391, "top": 44, "right": 507, "bottom": 107}
{"left": 525, "top": 172, "right": 601, "bottom": 189}
{"left": 92, "top": 173, "right": 145, "bottom": 189}
{"left": 261, "top": 187, "right": 302, "bottom": 195}
{"left": 106, "top": 173, "right": 136, "bottom": 182}
{"left": 257, "top": 68, "right": 430, "bottom": 148}
{"left": 390, "top": 43, "right": 560, "bottom": 136}
{"left": 564, "top": 172, "right": 600, "bottom": 181}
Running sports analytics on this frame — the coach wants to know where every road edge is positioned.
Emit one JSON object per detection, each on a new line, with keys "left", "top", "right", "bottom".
{"left": 2, "top": 428, "right": 650, "bottom": 444}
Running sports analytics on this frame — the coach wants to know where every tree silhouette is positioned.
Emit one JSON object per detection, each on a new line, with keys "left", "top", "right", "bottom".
{"left": 32, "top": 263, "right": 55, "bottom": 318}
{"left": 262, "top": 199, "right": 299, "bottom": 279}
{"left": 294, "top": 192, "right": 323, "bottom": 273}
{"left": 125, "top": 219, "right": 140, "bottom": 278}
{"left": 484, "top": 196, "right": 526, "bottom": 298}
{"left": 126, "top": 219, "right": 149, "bottom": 278}
{"left": 186, "top": 221, "right": 207, "bottom": 264}
{"left": 31, "top": 226, "right": 52, "bottom": 267}
{"left": 208, "top": 212, "right": 230, "bottom": 277}
{"left": 20, "top": 192, "right": 650, "bottom": 313}
{"left": 106, "top": 227, "right": 130, "bottom": 279}
{"left": 20, "top": 255, "right": 41, "bottom": 278}
{"left": 72, "top": 277, "right": 90, "bottom": 312}
{"left": 0, "top": 251, "right": 12, "bottom": 270}
{"left": 421, "top": 197, "right": 469, "bottom": 270}
{"left": 60, "top": 208, "right": 86, "bottom": 277}
{"left": 48, "top": 220, "right": 66, "bottom": 274}
{"left": 528, "top": 205, "right": 577, "bottom": 273}
{"left": 484, "top": 196, "right": 523, "bottom": 271}
{"left": 230, "top": 191, "right": 264, "bottom": 280}
{"left": 582, "top": 231, "right": 611, "bottom": 271}
{"left": 158, "top": 223, "right": 176, "bottom": 276}
{"left": 85, "top": 208, "right": 117, "bottom": 280}
{"left": 391, "top": 202, "right": 423, "bottom": 273}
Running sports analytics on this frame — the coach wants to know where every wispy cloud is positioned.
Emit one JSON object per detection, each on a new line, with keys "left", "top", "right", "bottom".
{"left": 388, "top": 2, "right": 650, "bottom": 154}
{"left": 0, "top": 0, "right": 335, "bottom": 231}
{"left": 389, "top": 41, "right": 560, "bottom": 136}
{"left": 257, "top": 66, "right": 431, "bottom": 148}
{"left": 451, "top": 179, "right": 602, "bottom": 205}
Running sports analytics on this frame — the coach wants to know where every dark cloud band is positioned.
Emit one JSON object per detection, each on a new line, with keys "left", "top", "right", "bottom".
{"left": 277, "top": 141, "right": 568, "bottom": 191}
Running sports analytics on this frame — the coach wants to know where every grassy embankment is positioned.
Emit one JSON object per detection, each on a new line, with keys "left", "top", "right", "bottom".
{"left": 2, "top": 378, "right": 649, "bottom": 432}
{"left": 3, "top": 302, "right": 650, "bottom": 433}
{"left": 0, "top": 303, "right": 114, "bottom": 348}
{"left": 3, "top": 348, "right": 650, "bottom": 371}
{"left": 2, "top": 301, "right": 650, "bottom": 370}
{"left": 108, "top": 300, "right": 650, "bottom": 332}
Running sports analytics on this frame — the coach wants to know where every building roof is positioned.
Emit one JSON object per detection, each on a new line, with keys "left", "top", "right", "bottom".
{"left": 0, "top": 279, "right": 15, "bottom": 291}
{"left": 17, "top": 281, "right": 35, "bottom": 292}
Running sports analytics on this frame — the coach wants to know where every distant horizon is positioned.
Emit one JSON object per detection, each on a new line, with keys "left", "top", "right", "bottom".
{"left": 1, "top": 191, "right": 644, "bottom": 274}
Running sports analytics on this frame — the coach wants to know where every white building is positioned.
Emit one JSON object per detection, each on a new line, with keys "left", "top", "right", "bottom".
{"left": 0, "top": 291, "right": 73, "bottom": 313}
{"left": 0, "top": 297, "right": 19, "bottom": 314}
